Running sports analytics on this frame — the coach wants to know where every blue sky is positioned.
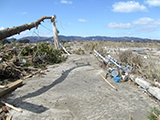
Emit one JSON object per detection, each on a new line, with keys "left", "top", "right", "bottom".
{"left": 0, "top": 0, "right": 160, "bottom": 40}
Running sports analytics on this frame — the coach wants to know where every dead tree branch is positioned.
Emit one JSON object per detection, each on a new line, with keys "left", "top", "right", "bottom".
{"left": 0, "top": 16, "right": 52, "bottom": 40}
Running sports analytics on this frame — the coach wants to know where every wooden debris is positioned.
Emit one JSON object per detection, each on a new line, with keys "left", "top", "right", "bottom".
{"left": 6, "top": 115, "right": 12, "bottom": 120}
{"left": 0, "top": 16, "right": 52, "bottom": 40}
{"left": 22, "top": 74, "right": 33, "bottom": 80}
{"left": 0, "top": 85, "right": 6, "bottom": 89}
{"left": 96, "top": 112, "right": 105, "bottom": 120}
{"left": 129, "top": 114, "right": 132, "bottom": 120}
{"left": 152, "top": 112, "right": 160, "bottom": 120}
{"left": 0, "top": 80, "right": 23, "bottom": 97}
{"left": 1, "top": 101, "right": 22, "bottom": 113}
{"left": 100, "top": 74, "right": 118, "bottom": 91}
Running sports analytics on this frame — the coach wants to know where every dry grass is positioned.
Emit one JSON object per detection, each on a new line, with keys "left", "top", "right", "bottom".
{"left": 142, "top": 56, "right": 160, "bottom": 81}
{"left": 83, "top": 41, "right": 160, "bottom": 49}
{"left": 83, "top": 41, "right": 160, "bottom": 81}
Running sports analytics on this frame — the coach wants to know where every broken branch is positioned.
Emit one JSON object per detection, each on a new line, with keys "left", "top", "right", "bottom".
{"left": 0, "top": 16, "right": 52, "bottom": 40}
{"left": 100, "top": 74, "right": 118, "bottom": 91}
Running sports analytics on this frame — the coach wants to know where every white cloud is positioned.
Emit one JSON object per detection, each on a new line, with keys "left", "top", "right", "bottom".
{"left": 61, "top": 0, "right": 72, "bottom": 4}
{"left": 145, "top": 0, "right": 160, "bottom": 7}
{"left": 108, "top": 22, "right": 134, "bottom": 29}
{"left": 16, "top": 12, "right": 27, "bottom": 15}
{"left": 68, "top": 1, "right": 72, "bottom": 4}
{"left": 20, "top": 30, "right": 30, "bottom": 35}
{"left": 43, "top": 32, "right": 52, "bottom": 37}
{"left": 136, "top": 26, "right": 156, "bottom": 32}
{"left": 68, "top": 23, "right": 71, "bottom": 25}
{"left": 132, "top": 17, "right": 155, "bottom": 25}
{"left": 83, "top": 35, "right": 88, "bottom": 38}
{"left": 0, "top": 26, "right": 4, "bottom": 30}
{"left": 133, "top": 17, "right": 160, "bottom": 32}
{"left": 78, "top": 19, "right": 87, "bottom": 22}
{"left": 112, "top": 1, "right": 148, "bottom": 13}
{"left": 126, "top": 32, "right": 132, "bottom": 35}
{"left": 22, "top": 12, "right": 27, "bottom": 15}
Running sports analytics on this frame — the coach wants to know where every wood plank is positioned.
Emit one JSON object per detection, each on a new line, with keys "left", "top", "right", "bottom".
{"left": 1, "top": 101, "right": 22, "bottom": 113}
{"left": 129, "top": 114, "right": 132, "bottom": 120}
{"left": 100, "top": 74, "right": 118, "bottom": 91}
{"left": 0, "top": 80, "right": 23, "bottom": 97}
{"left": 6, "top": 115, "right": 12, "bottom": 120}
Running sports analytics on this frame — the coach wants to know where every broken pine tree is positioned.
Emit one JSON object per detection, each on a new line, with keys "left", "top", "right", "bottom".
{"left": 0, "top": 15, "right": 68, "bottom": 81}
{"left": 0, "top": 15, "right": 61, "bottom": 50}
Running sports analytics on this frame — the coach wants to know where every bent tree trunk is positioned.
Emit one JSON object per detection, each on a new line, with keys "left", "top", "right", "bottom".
{"left": 0, "top": 16, "right": 51, "bottom": 40}
{"left": 51, "top": 15, "right": 61, "bottom": 50}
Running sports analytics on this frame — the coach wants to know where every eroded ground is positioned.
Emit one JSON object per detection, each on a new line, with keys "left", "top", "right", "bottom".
{"left": 4, "top": 53, "right": 159, "bottom": 120}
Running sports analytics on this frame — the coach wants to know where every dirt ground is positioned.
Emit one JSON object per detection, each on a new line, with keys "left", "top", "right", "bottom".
{"left": 3, "top": 53, "right": 160, "bottom": 120}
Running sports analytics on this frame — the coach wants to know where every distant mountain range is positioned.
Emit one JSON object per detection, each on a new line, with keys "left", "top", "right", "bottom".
{"left": 17, "top": 35, "right": 159, "bottom": 43}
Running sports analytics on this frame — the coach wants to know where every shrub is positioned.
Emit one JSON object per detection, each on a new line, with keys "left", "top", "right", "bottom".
{"left": 74, "top": 48, "right": 85, "bottom": 55}
{"left": 148, "top": 107, "right": 160, "bottom": 120}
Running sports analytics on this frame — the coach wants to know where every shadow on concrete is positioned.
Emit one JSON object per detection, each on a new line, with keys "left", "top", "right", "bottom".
{"left": 8, "top": 62, "right": 90, "bottom": 113}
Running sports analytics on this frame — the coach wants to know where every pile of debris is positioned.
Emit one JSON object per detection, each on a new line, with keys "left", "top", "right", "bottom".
{"left": 0, "top": 42, "right": 67, "bottom": 82}
{"left": 94, "top": 49, "right": 160, "bottom": 101}
{"left": 94, "top": 50, "right": 133, "bottom": 82}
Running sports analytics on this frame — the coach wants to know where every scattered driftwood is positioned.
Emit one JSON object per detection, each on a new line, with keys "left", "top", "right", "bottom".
{"left": 6, "top": 115, "right": 12, "bottom": 120}
{"left": 1, "top": 101, "right": 22, "bottom": 113}
{"left": 0, "top": 15, "right": 69, "bottom": 81}
{"left": 96, "top": 112, "right": 105, "bottom": 120}
{"left": 0, "top": 55, "right": 31, "bottom": 79}
{"left": 152, "top": 112, "right": 160, "bottom": 120}
{"left": 100, "top": 74, "right": 118, "bottom": 91}
{"left": 129, "top": 114, "right": 132, "bottom": 120}
{"left": 0, "top": 80, "right": 23, "bottom": 97}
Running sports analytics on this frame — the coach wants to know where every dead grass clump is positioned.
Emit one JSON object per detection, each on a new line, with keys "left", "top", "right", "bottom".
{"left": 119, "top": 50, "right": 133, "bottom": 63}
{"left": 119, "top": 50, "right": 142, "bottom": 66}
{"left": 83, "top": 41, "right": 100, "bottom": 51}
{"left": 73, "top": 48, "right": 85, "bottom": 55}
{"left": 142, "top": 57, "right": 160, "bottom": 81}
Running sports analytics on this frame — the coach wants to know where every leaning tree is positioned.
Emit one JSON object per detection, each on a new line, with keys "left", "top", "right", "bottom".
{"left": 0, "top": 15, "right": 60, "bottom": 49}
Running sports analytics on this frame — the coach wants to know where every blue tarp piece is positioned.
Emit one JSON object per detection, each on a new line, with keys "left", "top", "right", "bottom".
{"left": 113, "top": 77, "right": 121, "bottom": 82}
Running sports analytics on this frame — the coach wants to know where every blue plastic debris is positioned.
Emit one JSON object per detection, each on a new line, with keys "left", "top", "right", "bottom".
{"left": 0, "top": 58, "right": 2, "bottom": 64}
{"left": 113, "top": 77, "right": 121, "bottom": 82}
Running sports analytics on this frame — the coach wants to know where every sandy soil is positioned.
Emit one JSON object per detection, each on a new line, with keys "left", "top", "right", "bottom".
{"left": 4, "top": 53, "right": 159, "bottom": 120}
